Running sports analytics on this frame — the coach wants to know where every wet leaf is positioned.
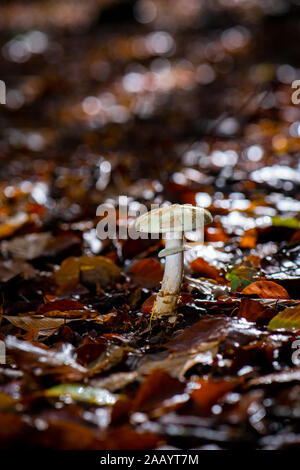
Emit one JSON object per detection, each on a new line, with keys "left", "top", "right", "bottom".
{"left": 45, "top": 384, "right": 117, "bottom": 405}
{"left": 239, "top": 228, "right": 257, "bottom": 249}
{"left": 133, "top": 370, "right": 187, "bottom": 415}
{"left": 37, "top": 298, "right": 97, "bottom": 318}
{"left": 138, "top": 341, "right": 219, "bottom": 378}
{"left": 5, "top": 336, "right": 87, "bottom": 381}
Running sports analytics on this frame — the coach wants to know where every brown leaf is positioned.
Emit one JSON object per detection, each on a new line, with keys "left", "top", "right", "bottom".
{"left": 5, "top": 336, "right": 87, "bottom": 381}
{"left": 0, "top": 259, "right": 35, "bottom": 283}
{"left": 133, "top": 369, "right": 187, "bottom": 415}
{"left": 190, "top": 257, "right": 223, "bottom": 282}
{"left": 97, "top": 426, "right": 163, "bottom": 450}
{"left": 166, "top": 317, "right": 230, "bottom": 353}
{"left": 242, "top": 280, "right": 290, "bottom": 299}
{"left": 54, "top": 255, "right": 121, "bottom": 288}
{"left": 3, "top": 315, "right": 66, "bottom": 334}
{"left": 138, "top": 341, "right": 219, "bottom": 378}
{"left": 37, "top": 298, "right": 97, "bottom": 318}
{"left": 141, "top": 294, "right": 156, "bottom": 314}
{"left": 0, "top": 412, "right": 25, "bottom": 449}
{"left": 237, "top": 298, "right": 276, "bottom": 323}
{"left": 191, "top": 377, "right": 239, "bottom": 413}
{"left": 1, "top": 232, "right": 52, "bottom": 260}
{"left": 129, "top": 258, "right": 163, "bottom": 287}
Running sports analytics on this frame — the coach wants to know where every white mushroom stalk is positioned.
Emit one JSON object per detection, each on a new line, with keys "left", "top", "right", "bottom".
{"left": 135, "top": 204, "right": 213, "bottom": 318}
{"left": 155, "top": 233, "right": 184, "bottom": 316}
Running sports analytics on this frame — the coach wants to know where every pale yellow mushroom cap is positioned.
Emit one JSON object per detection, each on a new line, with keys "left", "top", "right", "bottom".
{"left": 135, "top": 204, "right": 212, "bottom": 234}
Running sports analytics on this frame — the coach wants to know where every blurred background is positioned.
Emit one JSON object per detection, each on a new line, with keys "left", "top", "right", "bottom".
{"left": 0, "top": 0, "right": 299, "bottom": 238}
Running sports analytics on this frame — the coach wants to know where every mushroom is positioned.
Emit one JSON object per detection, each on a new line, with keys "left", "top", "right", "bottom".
{"left": 135, "top": 204, "right": 212, "bottom": 318}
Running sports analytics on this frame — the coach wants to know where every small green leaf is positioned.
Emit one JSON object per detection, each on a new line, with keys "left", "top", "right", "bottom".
{"left": 226, "top": 265, "right": 257, "bottom": 290}
{"left": 268, "top": 304, "right": 300, "bottom": 331}
{"left": 272, "top": 217, "right": 300, "bottom": 229}
{"left": 45, "top": 384, "right": 117, "bottom": 405}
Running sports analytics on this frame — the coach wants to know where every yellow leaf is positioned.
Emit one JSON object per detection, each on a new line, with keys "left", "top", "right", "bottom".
{"left": 268, "top": 304, "right": 300, "bottom": 331}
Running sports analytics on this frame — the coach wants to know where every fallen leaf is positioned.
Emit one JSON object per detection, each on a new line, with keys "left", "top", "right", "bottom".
{"left": 239, "top": 228, "right": 257, "bottom": 248}
{"left": 226, "top": 265, "right": 258, "bottom": 290}
{"left": 242, "top": 280, "right": 290, "bottom": 299}
{"left": 190, "top": 257, "right": 223, "bottom": 282}
{"left": 133, "top": 369, "right": 187, "bottom": 415}
{"left": 138, "top": 341, "right": 219, "bottom": 378}
{"left": 141, "top": 294, "right": 156, "bottom": 314}
{"left": 237, "top": 298, "right": 276, "bottom": 323}
{"left": 0, "top": 392, "right": 16, "bottom": 410}
{"left": 97, "top": 426, "right": 163, "bottom": 450}
{"left": 129, "top": 258, "right": 163, "bottom": 287}
{"left": 37, "top": 298, "right": 97, "bottom": 318}
{"left": 54, "top": 255, "right": 121, "bottom": 288}
{"left": 3, "top": 315, "right": 66, "bottom": 334}
{"left": 268, "top": 304, "right": 300, "bottom": 331}
{"left": 0, "top": 260, "right": 35, "bottom": 283}
{"left": 1, "top": 232, "right": 52, "bottom": 260}
{"left": 5, "top": 336, "right": 87, "bottom": 381}
{"left": 247, "top": 368, "right": 300, "bottom": 387}
{"left": 45, "top": 384, "right": 117, "bottom": 405}
{"left": 191, "top": 377, "right": 239, "bottom": 413}
{"left": 0, "top": 213, "right": 29, "bottom": 239}
{"left": 272, "top": 217, "right": 300, "bottom": 229}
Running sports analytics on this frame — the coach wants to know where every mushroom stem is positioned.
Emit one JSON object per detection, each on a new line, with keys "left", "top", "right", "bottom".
{"left": 153, "top": 235, "right": 184, "bottom": 317}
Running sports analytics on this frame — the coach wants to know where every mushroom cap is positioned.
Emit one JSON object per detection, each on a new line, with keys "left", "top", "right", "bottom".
{"left": 135, "top": 204, "right": 212, "bottom": 234}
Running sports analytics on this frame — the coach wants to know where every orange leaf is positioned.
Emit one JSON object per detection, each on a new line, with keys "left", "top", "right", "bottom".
{"left": 239, "top": 228, "right": 257, "bottom": 249}
{"left": 205, "top": 227, "right": 228, "bottom": 242}
{"left": 242, "top": 281, "right": 290, "bottom": 299}
{"left": 141, "top": 294, "right": 156, "bottom": 315}
{"left": 130, "top": 258, "right": 163, "bottom": 287}
{"left": 191, "top": 377, "right": 238, "bottom": 413}
{"left": 190, "top": 257, "right": 223, "bottom": 282}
